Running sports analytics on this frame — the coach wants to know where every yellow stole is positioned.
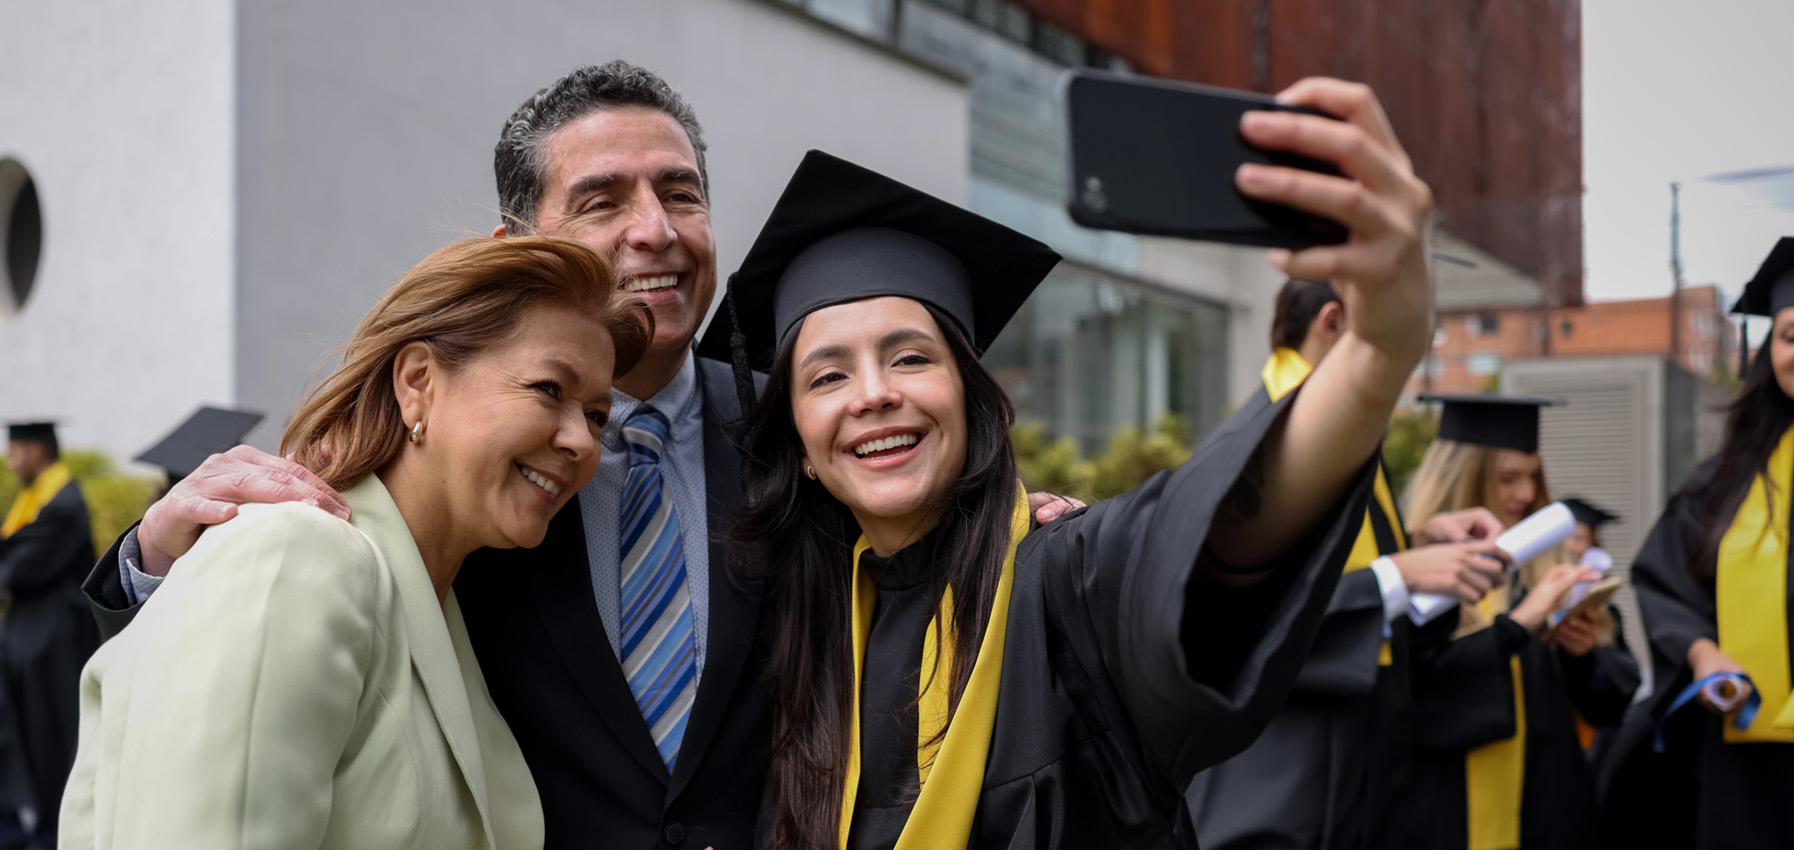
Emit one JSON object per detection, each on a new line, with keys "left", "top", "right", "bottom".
{"left": 1465, "top": 581, "right": 1527, "bottom": 850}
{"left": 837, "top": 484, "right": 1030, "bottom": 850}
{"left": 1263, "top": 348, "right": 1405, "bottom": 665}
{"left": 1719, "top": 426, "right": 1794, "bottom": 740}
{"left": 2, "top": 462, "right": 72, "bottom": 538}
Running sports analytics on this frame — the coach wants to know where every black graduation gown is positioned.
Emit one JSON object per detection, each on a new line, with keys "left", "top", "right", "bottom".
{"left": 1185, "top": 470, "right": 1412, "bottom": 850}
{"left": 819, "top": 386, "right": 1376, "bottom": 849}
{"left": 1391, "top": 582, "right": 1639, "bottom": 850}
{"left": 0, "top": 480, "right": 100, "bottom": 829}
{"left": 1613, "top": 459, "right": 1794, "bottom": 850}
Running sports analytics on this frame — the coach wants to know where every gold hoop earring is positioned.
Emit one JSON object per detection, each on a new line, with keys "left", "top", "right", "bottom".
{"left": 409, "top": 420, "right": 425, "bottom": 444}
{"left": 804, "top": 464, "right": 816, "bottom": 480}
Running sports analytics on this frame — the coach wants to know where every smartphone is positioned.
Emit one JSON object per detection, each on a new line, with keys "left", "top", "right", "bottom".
{"left": 1063, "top": 69, "right": 1349, "bottom": 250}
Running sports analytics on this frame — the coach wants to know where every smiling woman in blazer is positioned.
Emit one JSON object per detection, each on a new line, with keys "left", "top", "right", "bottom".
{"left": 58, "top": 236, "right": 650, "bottom": 850}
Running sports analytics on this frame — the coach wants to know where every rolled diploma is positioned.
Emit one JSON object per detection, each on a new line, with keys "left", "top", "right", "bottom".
{"left": 1409, "top": 502, "right": 1579, "bottom": 625}
{"left": 1705, "top": 674, "right": 1747, "bottom": 714}
{"left": 1562, "top": 548, "right": 1614, "bottom": 613}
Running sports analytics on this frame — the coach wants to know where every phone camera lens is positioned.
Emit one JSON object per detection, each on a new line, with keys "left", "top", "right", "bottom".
{"left": 1080, "top": 177, "right": 1108, "bottom": 214}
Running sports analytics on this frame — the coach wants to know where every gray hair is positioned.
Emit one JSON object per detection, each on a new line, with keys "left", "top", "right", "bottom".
{"left": 494, "top": 60, "right": 709, "bottom": 229}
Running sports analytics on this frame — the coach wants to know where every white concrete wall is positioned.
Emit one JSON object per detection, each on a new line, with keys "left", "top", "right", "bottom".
{"left": 0, "top": 0, "right": 235, "bottom": 459}
{"left": 233, "top": 0, "right": 969, "bottom": 447}
{"left": 1138, "top": 236, "right": 1283, "bottom": 408}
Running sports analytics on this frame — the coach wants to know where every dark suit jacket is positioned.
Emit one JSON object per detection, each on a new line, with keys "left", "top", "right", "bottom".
{"left": 85, "top": 356, "right": 772, "bottom": 850}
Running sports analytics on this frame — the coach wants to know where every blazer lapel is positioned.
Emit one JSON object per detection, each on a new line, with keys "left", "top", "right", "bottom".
{"left": 528, "top": 496, "right": 674, "bottom": 784}
{"left": 669, "top": 357, "right": 765, "bottom": 798}
{"left": 343, "top": 478, "right": 497, "bottom": 846}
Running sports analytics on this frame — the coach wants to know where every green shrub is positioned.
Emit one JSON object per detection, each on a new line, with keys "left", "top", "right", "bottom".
{"left": 1382, "top": 406, "right": 1438, "bottom": 499}
{"left": 0, "top": 449, "right": 159, "bottom": 555}
{"left": 1015, "top": 414, "right": 1193, "bottom": 505}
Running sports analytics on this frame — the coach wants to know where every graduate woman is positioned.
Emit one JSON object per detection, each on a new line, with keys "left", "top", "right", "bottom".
{"left": 1393, "top": 396, "right": 1639, "bottom": 850}
{"left": 1627, "top": 237, "right": 1794, "bottom": 848}
{"left": 699, "top": 75, "right": 1437, "bottom": 850}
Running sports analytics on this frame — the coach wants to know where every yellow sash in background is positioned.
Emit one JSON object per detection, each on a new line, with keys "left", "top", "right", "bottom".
{"left": 1464, "top": 581, "right": 1526, "bottom": 850}
{"left": 1265, "top": 348, "right": 1403, "bottom": 665}
{"left": 837, "top": 484, "right": 1029, "bottom": 850}
{"left": 2, "top": 461, "right": 71, "bottom": 538}
{"left": 1718, "top": 426, "right": 1794, "bottom": 741}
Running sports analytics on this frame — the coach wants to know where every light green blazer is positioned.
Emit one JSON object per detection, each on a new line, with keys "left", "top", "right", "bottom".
{"left": 59, "top": 475, "right": 544, "bottom": 850}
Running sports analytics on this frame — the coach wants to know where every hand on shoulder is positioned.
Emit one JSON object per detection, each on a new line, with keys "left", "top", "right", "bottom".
{"left": 138, "top": 445, "right": 350, "bottom": 577}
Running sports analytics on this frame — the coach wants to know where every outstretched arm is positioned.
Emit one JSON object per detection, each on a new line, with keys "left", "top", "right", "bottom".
{"left": 1207, "top": 79, "right": 1434, "bottom": 573}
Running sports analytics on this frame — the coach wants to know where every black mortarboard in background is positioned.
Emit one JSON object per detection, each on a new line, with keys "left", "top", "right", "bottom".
{"left": 1416, "top": 393, "right": 1564, "bottom": 454}
{"left": 1731, "top": 236, "right": 1794, "bottom": 375}
{"left": 134, "top": 406, "right": 265, "bottom": 483}
{"left": 695, "top": 150, "right": 1062, "bottom": 411}
{"left": 6, "top": 422, "right": 57, "bottom": 444}
{"left": 1560, "top": 497, "right": 1619, "bottom": 530}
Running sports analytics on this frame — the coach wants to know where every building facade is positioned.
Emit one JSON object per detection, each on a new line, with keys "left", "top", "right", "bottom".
{"left": 1414, "top": 284, "right": 1735, "bottom": 395}
{"left": 3, "top": 0, "right": 1587, "bottom": 465}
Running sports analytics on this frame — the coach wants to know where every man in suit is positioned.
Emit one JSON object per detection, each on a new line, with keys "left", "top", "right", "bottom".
{"left": 2, "top": 422, "right": 99, "bottom": 849}
{"left": 84, "top": 62, "right": 1077, "bottom": 849}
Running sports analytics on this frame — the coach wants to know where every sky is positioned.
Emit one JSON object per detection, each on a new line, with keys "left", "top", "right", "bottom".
{"left": 1582, "top": 0, "right": 1794, "bottom": 308}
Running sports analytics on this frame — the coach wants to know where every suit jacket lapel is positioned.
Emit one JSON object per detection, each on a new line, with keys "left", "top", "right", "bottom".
{"left": 343, "top": 477, "right": 497, "bottom": 846}
{"left": 528, "top": 496, "right": 674, "bottom": 783}
{"left": 670, "top": 357, "right": 764, "bottom": 798}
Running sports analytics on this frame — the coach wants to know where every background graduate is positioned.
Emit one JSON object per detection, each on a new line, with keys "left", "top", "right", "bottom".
{"left": 706, "top": 73, "right": 1437, "bottom": 850}
{"left": 1624, "top": 236, "right": 1794, "bottom": 849}
{"left": 1392, "top": 396, "right": 1639, "bottom": 850}
{"left": 1187, "top": 278, "right": 1509, "bottom": 850}
{"left": 0, "top": 422, "right": 100, "bottom": 848}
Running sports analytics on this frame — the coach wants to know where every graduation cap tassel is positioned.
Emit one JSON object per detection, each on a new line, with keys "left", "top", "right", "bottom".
{"left": 724, "top": 278, "right": 760, "bottom": 420}
{"left": 1741, "top": 316, "right": 1750, "bottom": 380}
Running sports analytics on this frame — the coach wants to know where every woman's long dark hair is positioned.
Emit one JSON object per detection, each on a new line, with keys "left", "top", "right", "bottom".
{"left": 734, "top": 302, "right": 1019, "bottom": 850}
{"left": 1685, "top": 338, "right": 1794, "bottom": 577}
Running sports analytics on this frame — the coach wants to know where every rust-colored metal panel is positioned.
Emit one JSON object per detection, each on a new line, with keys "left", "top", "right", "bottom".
{"left": 1011, "top": 0, "right": 1585, "bottom": 305}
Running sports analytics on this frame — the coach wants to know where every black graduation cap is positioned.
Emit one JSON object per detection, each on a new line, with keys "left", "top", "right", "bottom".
{"left": 1731, "top": 237, "right": 1794, "bottom": 318}
{"left": 134, "top": 406, "right": 265, "bottom": 482}
{"left": 1560, "top": 497, "right": 1619, "bottom": 530}
{"left": 6, "top": 422, "right": 57, "bottom": 443}
{"left": 694, "top": 150, "right": 1061, "bottom": 407}
{"left": 1416, "top": 393, "right": 1564, "bottom": 454}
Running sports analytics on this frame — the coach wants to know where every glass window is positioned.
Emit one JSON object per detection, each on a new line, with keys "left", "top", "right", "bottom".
{"left": 984, "top": 263, "right": 1228, "bottom": 455}
{"left": 1467, "top": 353, "right": 1502, "bottom": 375}
{"left": 1468, "top": 313, "right": 1499, "bottom": 337}
{"left": 969, "top": 0, "right": 1031, "bottom": 44}
{"left": 805, "top": 0, "right": 896, "bottom": 40}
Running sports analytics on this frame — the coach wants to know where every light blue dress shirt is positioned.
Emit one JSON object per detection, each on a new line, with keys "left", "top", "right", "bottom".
{"left": 121, "top": 352, "right": 712, "bottom": 684}
{"left": 581, "top": 352, "right": 709, "bottom": 681}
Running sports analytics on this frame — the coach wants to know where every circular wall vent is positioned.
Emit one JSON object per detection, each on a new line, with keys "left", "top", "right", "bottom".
{"left": 0, "top": 158, "right": 44, "bottom": 316}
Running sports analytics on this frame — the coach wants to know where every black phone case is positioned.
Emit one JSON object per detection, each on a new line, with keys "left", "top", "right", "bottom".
{"left": 1063, "top": 69, "right": 1350, "bottom": 250}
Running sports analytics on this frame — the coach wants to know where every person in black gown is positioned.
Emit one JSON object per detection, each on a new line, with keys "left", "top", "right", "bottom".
{"left": 1389, "top": 396, "right": 1639, "bottom": 850}
{"left": 1617, "top": 236, "right": 1794, "bottom": 849}
{"left": 701, "top": 74, "right": 1439, "bottom": 850}
{"left": 1187, "top": 279, "right": 1511, "bottom": 850}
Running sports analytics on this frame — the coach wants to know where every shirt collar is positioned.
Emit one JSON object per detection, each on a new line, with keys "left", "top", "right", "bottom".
{"left": 605, "top": 351, "right": 700, "bottom": 449}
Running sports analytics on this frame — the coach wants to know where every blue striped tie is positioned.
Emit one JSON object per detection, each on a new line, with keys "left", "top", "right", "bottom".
{"left": 618, "top": 408, "right": 697, "bottom": 771}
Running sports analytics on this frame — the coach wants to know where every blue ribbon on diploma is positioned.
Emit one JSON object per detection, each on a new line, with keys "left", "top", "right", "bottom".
{"left": 1654, "top": 672, "right": 1761, "bottom": 753}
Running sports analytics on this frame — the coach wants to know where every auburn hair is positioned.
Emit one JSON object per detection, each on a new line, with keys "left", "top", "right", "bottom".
{"left": 281, "top": 236, "right": 651, "bottom": 490}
